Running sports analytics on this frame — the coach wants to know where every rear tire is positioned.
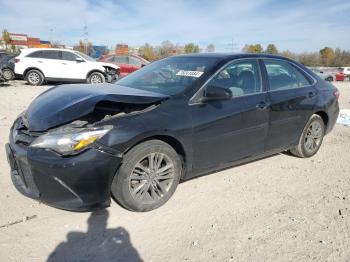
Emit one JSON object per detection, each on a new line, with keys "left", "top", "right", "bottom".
{"left": 325, "top": 76, "right": 333, "bottom": 82}
{"left": 25, "top": 69, "right": 44, "bottom": 86}
{"left": 290, "top": 114, "right": 325, "bottom": 158}
{"left": 87, "top": 72, "right": 105, "bottom": 84}
{"left": 111, "top": 140, "right": 182, "bottom": 212}
{"left": 2, "top": 68, "right": 15, "bottom": 80}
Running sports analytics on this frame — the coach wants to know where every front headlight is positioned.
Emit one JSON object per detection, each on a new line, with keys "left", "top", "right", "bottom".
{"left": 30, "top": 126, "right": 112, "bottom": 155}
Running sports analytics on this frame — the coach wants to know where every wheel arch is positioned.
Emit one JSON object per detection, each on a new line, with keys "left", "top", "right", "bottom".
{"left": 24, "top": 67, "right": 45, "bottom": 78}
{"left": 125, "top": 135, "right": 187, "bottom": 178}
{"left": 314, "top": 110, "right": 329, "bottom": 128}
{"left": 86, "top": 69, "right": 105, "bottom": 79}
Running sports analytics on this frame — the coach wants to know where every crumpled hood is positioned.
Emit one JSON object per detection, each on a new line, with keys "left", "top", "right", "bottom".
{"left": 97, "top": 61, "right": 120, "bottom": 69}
{"left": 24, "top": 84, "right": 168, "bottom": 131}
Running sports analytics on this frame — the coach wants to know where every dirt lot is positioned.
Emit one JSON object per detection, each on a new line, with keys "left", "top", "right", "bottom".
{"left": 0, "top": 80, "right": 349, "bottom": 262}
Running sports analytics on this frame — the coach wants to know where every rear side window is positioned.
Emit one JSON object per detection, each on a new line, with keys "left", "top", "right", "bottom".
{"left": 114, "top": 56, "right": 128, "bottom": 64}
{"left": 129, "top": 56, "right": 142, "bottom": 66}
{"left": 27, "top": 51, "right": 43, "bottom": 58}
{"left": 41, "top": 51, "right": 60, "bottom": 60}
{"left": 61, "top": 51, "right": 78, "bottom": 61}
{"left": 263, "top": 59, "right": 311, "bottom": 91}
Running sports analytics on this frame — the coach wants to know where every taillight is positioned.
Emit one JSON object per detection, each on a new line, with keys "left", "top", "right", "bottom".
{"left": 333, "top": 89, "right": 340, "bottom": 100}
{"left": 14, "top": 58, "right": 20, "bottom": 63}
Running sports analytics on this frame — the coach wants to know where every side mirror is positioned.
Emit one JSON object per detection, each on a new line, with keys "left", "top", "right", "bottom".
{"left": 201, "top": 86, "right": 232, "bottom": 102}
{"left": 76, "top": 57, "right": 85, "bottom": 63}
{"left": 320, "top": 71, "right": 324, "bottom": 74}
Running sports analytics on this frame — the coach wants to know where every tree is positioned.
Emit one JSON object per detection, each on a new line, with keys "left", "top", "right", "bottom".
{"left": 319, "top": 47, "right": 335, "bottom": 66}
{"left": 73, "top": 40, "right": 92, "bottom": 54}
{"left": 184, "top": 43, "right": 200, "bottom": 53}
{"left": 139, "top": 43, "right": 159, "bottom": 61}
{"left": 265, "top": 44, "right": 278, "bottom": 55}
{"left": 242, "top": 44, "right": 263, "bottom": 53}
{"left": 206, "top": 44, "right": 215, "bottom": 52}
{"left": 2, "top": 29, "right": 11, "bottom": 50}
{"left": 159, "top": 40, "right": 175, "bottom": 57}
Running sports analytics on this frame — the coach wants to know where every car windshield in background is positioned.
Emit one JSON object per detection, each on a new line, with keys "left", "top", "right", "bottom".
{"left": 75, "top": 51, "right": 95, "bottom": 62}
{"left": 116, "top": 56, "right": 219, "bottom": 95}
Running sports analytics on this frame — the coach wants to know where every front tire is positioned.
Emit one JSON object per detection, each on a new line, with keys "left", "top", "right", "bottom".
{"left": 87, "top": 72, "right": 105, "bottom": 84}
{"left": 325, "top": 76, "right": 333, "bottom": 82}
{"left": 111, "top": 140, "right": 182, "bottom": 212}
{"left": 290, "top": 114, "right": 325, "bottom": 158}
{"left": 25, "top": 69, "right": 44, "bottom": 86}
{"left": 2, "top": 68, "right": 15, "bottom": 80}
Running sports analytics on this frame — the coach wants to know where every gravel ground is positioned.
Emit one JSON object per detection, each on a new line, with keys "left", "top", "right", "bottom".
{"left": 0, "top": 80, "right": 349, "bottom": 262}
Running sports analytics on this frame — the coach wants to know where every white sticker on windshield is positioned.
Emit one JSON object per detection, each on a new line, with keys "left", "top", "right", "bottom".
{"left": 176, "top": 70, "right": 204, "bottom": 78}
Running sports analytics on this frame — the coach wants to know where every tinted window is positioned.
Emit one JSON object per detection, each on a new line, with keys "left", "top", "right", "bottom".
{"left": 207, "top": 59, "right": 261, "bottom": 97}
{"left": 264, "top": 59, "right": 311, "bottom": 91}
{"left": 114, "top": 56, "right": 128, "bottom": 64}
{"left": 61, "top": 51, "right": 78, "bottom": 61}
{"left": 41, "top": 50, "right": 60, "bottom": 59}
{"left": 27, "top": 51, "right": 43, "bottom": 58}
{"left": 117, "top": 56, "right": 218, "bottom": 95}
{"left": 129, "top": 56, "right": 142, "bottom": 66}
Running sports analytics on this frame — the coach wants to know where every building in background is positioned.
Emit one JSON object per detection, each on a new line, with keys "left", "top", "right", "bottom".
{"left": 0, "top": 32, "right": 52, "bottom": 50}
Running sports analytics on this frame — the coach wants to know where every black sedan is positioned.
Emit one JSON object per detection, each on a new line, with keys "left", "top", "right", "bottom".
{"left": 6, "top": 53, "right": 339, "bottom": 212}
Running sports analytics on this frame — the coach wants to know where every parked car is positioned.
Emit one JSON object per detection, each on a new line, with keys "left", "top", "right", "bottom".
{"left": 14, "top": 48, "right": 120, "bottom": 85}
{"left": 99, "top": 54, "right": 149, "bottom": 77}
{"left": 6, "top": 53, "right": 339, "bottom": 212}
{"left": 0, "top": 51, "right": 16, "bottom": 80}
{"left": 309, "top": 68, "right": 334, "bottom": 81}
{"left": 336, "top": 67, "right": 350, "bottom": 81}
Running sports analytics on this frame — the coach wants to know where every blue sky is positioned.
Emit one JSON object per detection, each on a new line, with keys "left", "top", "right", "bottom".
{"left": 0, "top": 0, "right": 349, "bottom": 52}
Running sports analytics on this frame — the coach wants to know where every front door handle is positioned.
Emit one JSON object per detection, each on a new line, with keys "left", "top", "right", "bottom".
{"left": 308, "top": 91, "right": 316, "bottom": 98}
{"left": 256, "top": 101, "right": 269, "bottom": 110}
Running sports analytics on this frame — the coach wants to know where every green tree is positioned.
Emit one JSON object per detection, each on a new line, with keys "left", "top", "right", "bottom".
{"left": 184, "top": 43, "right": 200, "bottom": 54}
{"left": 319, "top": 47, "right": 335, "bottom": 66}
{"left": 265, "top": 44, "right": 278, "bottom": 55}
{"left": 206, "top": 44, "right": 215, "bottom": 52}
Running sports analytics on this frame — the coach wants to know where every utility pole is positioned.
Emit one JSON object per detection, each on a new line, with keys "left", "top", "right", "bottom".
{"left": 50, "top": 29, "right": 53, "bottom": 45}
{"left": 225, "top": 38, "right": 239, "bottom": 52}
{"left": 83, "top": 22, "right": 88, "bottom": 54}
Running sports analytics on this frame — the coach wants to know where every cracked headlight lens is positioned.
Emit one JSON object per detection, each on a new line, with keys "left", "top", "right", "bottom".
{"left": 30, "top": 126, "right": 112, "bottom": 155}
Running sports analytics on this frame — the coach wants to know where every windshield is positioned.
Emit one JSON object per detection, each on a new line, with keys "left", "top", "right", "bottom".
{"left": 75, "top": 51, "right": 96, "bottom": 62}
{"left": 116, "top": 56, "right": 219, "bottom": 95}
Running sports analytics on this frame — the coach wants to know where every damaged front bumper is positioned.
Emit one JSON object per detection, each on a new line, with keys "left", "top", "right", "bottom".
{"left": 6, "top": 118, "right": 122, "bottom": 212}
{"left": 105, "top": 67, "right": 119, "bottom": 83}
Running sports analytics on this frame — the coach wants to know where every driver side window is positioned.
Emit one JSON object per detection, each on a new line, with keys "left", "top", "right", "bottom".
{"left": 207, "top": 59, "right": 261, "bottom": 97}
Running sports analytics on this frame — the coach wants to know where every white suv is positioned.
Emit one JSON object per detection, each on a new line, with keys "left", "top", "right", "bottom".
{"left": 14, "top": 48, "right": 120, "bottom": 85}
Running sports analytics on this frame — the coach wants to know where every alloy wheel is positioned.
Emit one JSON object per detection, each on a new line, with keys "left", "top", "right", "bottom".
{"left": 2, "top": 69, "right": 13, "bottom": 80}
{"left": 304, "top": 121, "right": 323, "bottom": 154}
{"left": 90, "top": 74, "right": 103, "bottom": 84}
{"left": 129, "top": 153, "right": 175, "bottom": 204}
{"left": 28, "top": 72, "right": 40, "bottom": 85}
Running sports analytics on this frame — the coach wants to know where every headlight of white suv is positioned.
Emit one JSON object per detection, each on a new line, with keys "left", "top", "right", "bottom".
{"left": 30, "top": 126, "right": 113, "bottom": 155}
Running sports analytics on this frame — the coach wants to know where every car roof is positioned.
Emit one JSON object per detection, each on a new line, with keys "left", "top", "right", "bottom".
{"left": 175, "top": 52, "right": 292, "bottom": 61}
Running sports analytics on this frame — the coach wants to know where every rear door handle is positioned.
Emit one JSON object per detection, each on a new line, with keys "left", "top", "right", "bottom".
{"left": 36, "top": 61, "right": 43, "bottom": 63}
{"left": 62, "top": 63, "right": 67, "bottom": 65}
{"left": 256, "top": 101, "right": 269, "bottom": 110}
